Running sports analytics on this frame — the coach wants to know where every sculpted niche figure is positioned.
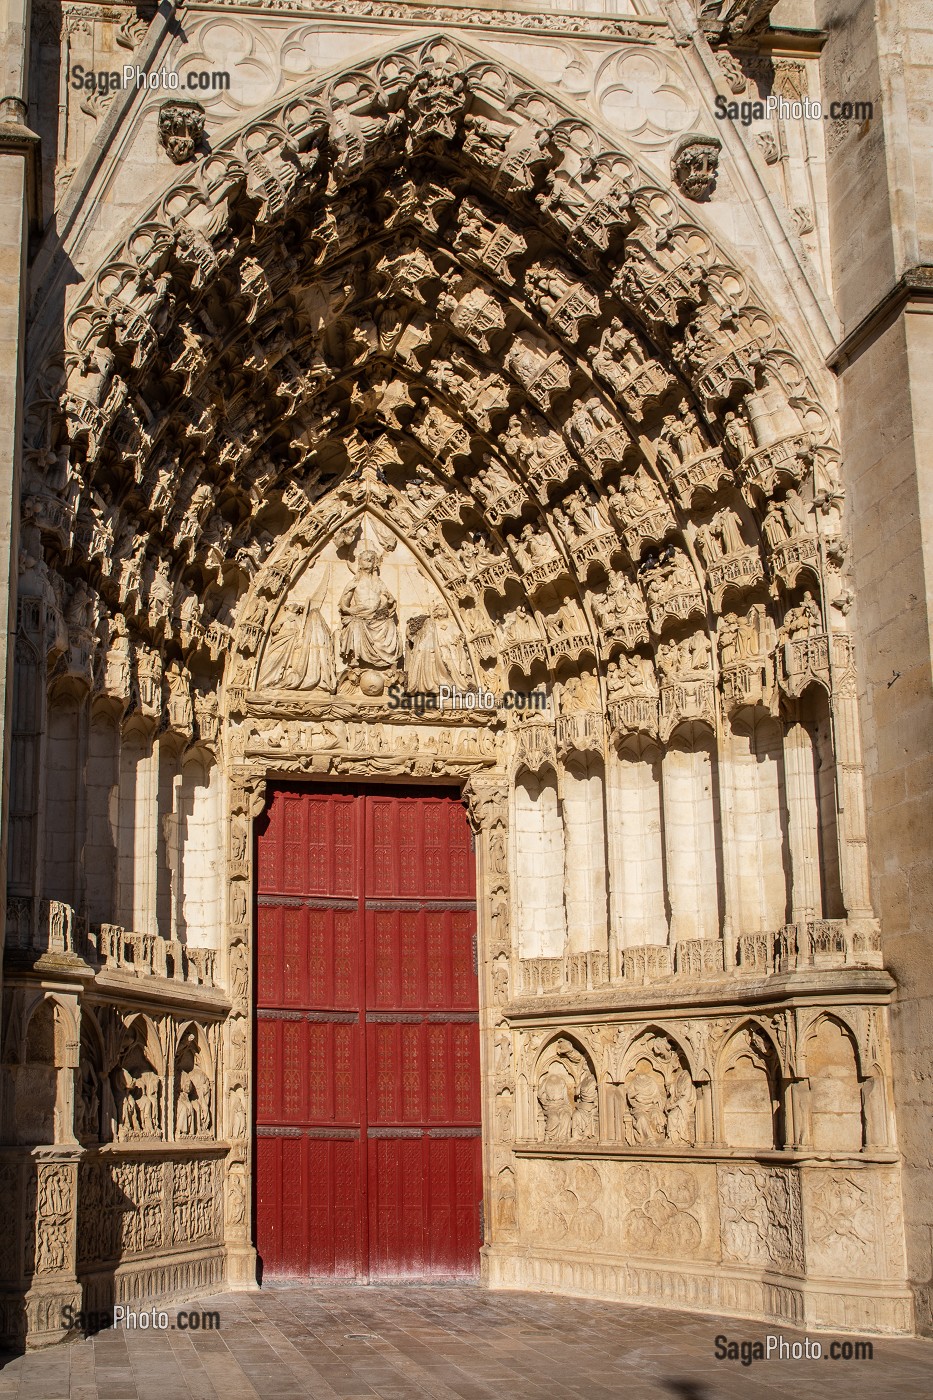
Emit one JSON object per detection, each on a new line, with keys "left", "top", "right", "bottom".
{"left": 339, "top": 549, "right": 400, "bottom": 669}
{"left": 260, "top": 600, "right": 336, "bottom": 691}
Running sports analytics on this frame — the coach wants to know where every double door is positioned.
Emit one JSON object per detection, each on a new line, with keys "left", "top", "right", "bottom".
{"left": 254, "top": 785, "right": 482, "bottom": 1278}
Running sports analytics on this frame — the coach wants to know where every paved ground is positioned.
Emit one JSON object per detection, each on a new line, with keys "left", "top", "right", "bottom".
{"left": 0, "top": 1284, "right": 930, "bottom": 1400}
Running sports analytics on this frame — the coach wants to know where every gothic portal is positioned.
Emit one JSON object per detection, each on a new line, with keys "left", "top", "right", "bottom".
{"left": 1, "top": 0, "right": 930, "bottom": 1351}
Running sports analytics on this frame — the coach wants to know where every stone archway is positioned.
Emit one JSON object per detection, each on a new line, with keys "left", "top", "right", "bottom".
{"left": 6, "top": 33, "right": 911, "bottom": 1337}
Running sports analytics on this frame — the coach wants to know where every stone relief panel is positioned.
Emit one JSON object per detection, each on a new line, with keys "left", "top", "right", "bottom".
{"left": 603, "top": 1029, "right": 697, "bottom": 1147}
{"left": 524, "top": 1160, "right": 605, "bottom": 1248}
{"left": 718, "top": 1163, "right": 804, "bottom": 1273}
{"left": 517, "top": 1157, "right": 719, "bottom": 1262}
{"left": 252, "top": 522, "right": 474, "bottom": 703}
{"left": 800, "top": 1168, "right": 883, "bottom": 1279}
{"left": 535, "top": 1037, "right": 598, "bottom": 1144}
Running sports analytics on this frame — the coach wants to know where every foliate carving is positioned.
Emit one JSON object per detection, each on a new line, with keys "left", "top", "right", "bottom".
{"left": 697, "top": 0, "right": 781, "bottom": 44}
{"left": 719, "top": 1164, "right": 804, "bottom": 1269}
{"left": 671, "top": 133, "right": 722, "bottom": 201}
{"left": 621, "top": 1163, "right": 702, "bottom": 1255}
{"left": 158, "top": 101, "right": 205, "bottom": 165}
{"left": 536, "top": 1038, "right": 597, "bottom": 1144}
{"left": 801, "top": 1176, "right": 874, "bottom": 1276}
{"left": 533, "top": 1161, "right": 603, "bottom": 1245}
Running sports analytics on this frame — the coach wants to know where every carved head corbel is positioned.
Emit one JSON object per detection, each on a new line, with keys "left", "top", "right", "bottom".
{"left": 671, "top": 133, "right": 722, "bottom": 202}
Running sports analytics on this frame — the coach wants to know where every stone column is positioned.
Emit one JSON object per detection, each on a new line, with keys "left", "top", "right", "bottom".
{"left": 0, "top": 0, "right": 38, "bottom": 1023}
{"left": 462, "top": 773, "right": 511, "bottom": 1258}
{"left": 224, "top": 774, "right": 264, "bottom": 1290}
{"left": 782, "top": 718, "right": 821, "bottom": 923}
{"left": 830, "top": 685, "right": 875, "bottom": 921}
{"left": 716, "top": 717, "right": 742, "bottom": 969}
{"left": 661, "top": 734, "right": 720, "bottom": 943}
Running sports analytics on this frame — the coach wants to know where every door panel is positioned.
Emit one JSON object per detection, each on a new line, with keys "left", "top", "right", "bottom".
{"left": 254, "top": 785, "right": 481, "bottom": 1280}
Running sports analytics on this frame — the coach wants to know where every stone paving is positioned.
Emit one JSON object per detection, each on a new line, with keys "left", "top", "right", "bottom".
{"left": 0, "top": 1285, "right": 930, "bottom": 1400}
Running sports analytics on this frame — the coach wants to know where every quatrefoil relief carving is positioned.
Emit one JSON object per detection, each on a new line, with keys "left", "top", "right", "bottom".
{"left": 594, "top": 50, "right": 699, "bottom": 153}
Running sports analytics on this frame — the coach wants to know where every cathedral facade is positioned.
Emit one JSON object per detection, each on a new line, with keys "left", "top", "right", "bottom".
{"left": 1, "top": 0, "right": 931, "bottom": 1350}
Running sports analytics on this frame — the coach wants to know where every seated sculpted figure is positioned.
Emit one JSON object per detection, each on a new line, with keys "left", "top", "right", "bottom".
{"left": 339, "top": 549, "right": 400, "bottom": 669}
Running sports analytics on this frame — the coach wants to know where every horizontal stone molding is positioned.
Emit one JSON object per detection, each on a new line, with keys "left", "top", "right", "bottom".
{"left": 486, "top": 1246, "right": 913, "bottom": 1335}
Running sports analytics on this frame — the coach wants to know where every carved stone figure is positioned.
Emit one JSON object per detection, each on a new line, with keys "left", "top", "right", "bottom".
{"left": 607, "top": 653, "right": 658, "bottom": 699}
{"left": 406, "top": 606, "right": 471, "bottom": 691}
{"left": 671, "top": 133, "right": 722, "bottom": 200}
{"left": 781, "top": 590, "right": 822, "bottom": 641}
{"left": 101, "top": 613, "right": 132, "bottom": 698}
{"left": 158, "top": 100, "right": 206, "bottom": 164}
{"left": 537, "top": 1040, "right": 597, "bottom": 1144}
{"left": 723, "top": 409, "right": 756, "bottom": 460}
{"left": 165, "top": 661, "right": 193, "bottom": 736}
{"left": 566, "top": 396, "right": 616, "bottom": 449}
{"left": 260, "top": 601, "right": 336, "bottom": 691}
{"left": 339, "top": 550, "right": 400, "bottom": 669}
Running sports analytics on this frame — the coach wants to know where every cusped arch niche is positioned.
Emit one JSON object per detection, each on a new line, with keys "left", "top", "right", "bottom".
{"left": 534, "top": 1034, "right": 598, "bottom": 1144}
{"left": 801, "top": 1014, "right": 863, "bottom": 1152}
{"left": 604, "top": 1026, "right": 697, "bottom": 1147}
{"left": 718, "top": 1022, "right": 781, "bottom": 1150}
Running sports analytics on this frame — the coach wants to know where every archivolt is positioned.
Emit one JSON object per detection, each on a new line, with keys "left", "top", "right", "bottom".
{"left": 21, "top": 33, "right": 853, "bottom": 751}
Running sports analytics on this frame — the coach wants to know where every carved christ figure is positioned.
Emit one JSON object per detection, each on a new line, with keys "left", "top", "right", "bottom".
{"left": 339, "top": 549, "right": 400, "bottom": 668}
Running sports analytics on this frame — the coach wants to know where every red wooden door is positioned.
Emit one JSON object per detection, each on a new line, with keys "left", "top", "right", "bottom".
{"left": 254, "top": 785, "right": 482, "bottom": 1280}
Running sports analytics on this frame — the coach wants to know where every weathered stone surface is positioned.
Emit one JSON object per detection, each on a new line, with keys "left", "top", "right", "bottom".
{"left": 1, "top": 0, "right": 930, "bottom": 1350}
